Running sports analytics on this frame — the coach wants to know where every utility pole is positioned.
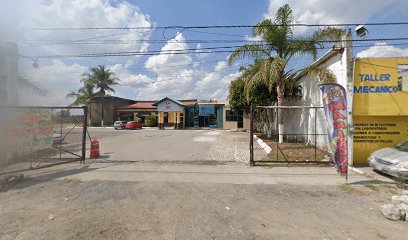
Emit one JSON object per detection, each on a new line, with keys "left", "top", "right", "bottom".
{"left": 342, "top": 30, "right": 354, "bottom": 168}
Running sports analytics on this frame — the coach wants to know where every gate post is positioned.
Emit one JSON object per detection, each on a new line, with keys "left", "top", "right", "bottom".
{"left": 81, "top": 106, "right": 88, "bottom": 164}
{"left": 250, "top": 105, "right": 254, "bottom": 166}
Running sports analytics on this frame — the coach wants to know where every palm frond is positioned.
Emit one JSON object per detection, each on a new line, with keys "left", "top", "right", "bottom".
{"left": 268, "top": 57, "right": 287, "bottom": 90}
{"left": 285, "top": 37, "right": 318, "bottom": 60}
{"left": 228, "top": 44, "right": 269, "bottom": 64}
{"left": 303, "top": 65, "right": 337, "bottom": 84}
{"left": 312, "top": 27, "right": 345, "bottom": 47}
{"left": 274, "top": 4, "right": 294, "bottom": 37}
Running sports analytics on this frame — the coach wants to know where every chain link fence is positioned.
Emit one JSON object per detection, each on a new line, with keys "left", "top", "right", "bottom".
{"left": 250, "top": 106, "right": 330, "bottom": 165}
{"left": 0, "top": 106, "right": 88, "bottom": 175}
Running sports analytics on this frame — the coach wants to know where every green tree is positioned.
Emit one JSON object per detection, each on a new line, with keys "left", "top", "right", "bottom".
{"left": 66, "top": 82, "right": 98, "bottom": 125}
{"left": 229, "top": 63, "right": 277, "bottom": 113}
{"left": 81, "top": 65, "right": 119, "bottom": 126}
{"left": 229, "top": 4, "right": 342, "bottom": 142}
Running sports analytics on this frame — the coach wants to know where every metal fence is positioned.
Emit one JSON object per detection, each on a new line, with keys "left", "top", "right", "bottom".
{"left": 249, "top": 105, "right": 330, "bottom": 165}
{"left": 0, "top": 106, "right": 88, "bottom": 175}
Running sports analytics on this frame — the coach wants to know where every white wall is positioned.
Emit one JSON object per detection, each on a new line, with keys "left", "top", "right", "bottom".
{"left": 283, "top": 49, "right": 349, "bottom": 149}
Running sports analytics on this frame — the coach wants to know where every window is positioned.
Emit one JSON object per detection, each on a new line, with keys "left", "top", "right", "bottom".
{"left": 398, "top": 65, "right": 408, "bottom": 92}
{"left": 226, "top": 110, "right": 242, "bottom": 122}
{"left": 179, "top": 113, "right": 184, "bottom": 123}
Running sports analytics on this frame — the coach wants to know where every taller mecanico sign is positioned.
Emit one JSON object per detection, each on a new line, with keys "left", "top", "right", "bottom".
{"left": 353, "top": 58, "right": 408, "bottom": 165}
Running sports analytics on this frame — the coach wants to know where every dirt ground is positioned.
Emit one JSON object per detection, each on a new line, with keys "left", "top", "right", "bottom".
{"left": 1, "top": 129, "right": 407, "bottom": 239}
{"left": 1, "top": 178, "right": 408, "bottom": 240}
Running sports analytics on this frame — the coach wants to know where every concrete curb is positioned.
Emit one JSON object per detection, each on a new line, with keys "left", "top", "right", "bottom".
{"left": 349, "top": 166, "right": 380, "bottom": 180}
{"left": 253, "top": 135, "right": 272, "bottom": 154}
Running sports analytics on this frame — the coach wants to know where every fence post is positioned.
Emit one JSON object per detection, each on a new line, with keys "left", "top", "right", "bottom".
{"left": 81, "top": 106, "right": 88, "bottom": 164}
{"left": 314, "top": 107, "right": 317, "bottom": 161}
{"left": 250, "top": 105, "right": 254, "bottom": 166}
{"left": 276, "top": 107, "right": 279, "bottom": 161}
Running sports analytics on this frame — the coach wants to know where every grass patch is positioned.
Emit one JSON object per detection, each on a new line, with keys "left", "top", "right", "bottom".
{"left": 259, "top": 136, "right": 328, "bottom": 162}
{"left": 339, "top": 184, "right": 367, "bottom": 195}
{"left": 364, "top": 184, "right": 379, "bottom": 192}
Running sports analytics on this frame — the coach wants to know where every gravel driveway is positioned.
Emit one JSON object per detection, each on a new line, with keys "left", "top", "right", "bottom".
{"left": 1, "top": 179, "right": 408, "bottom": 240}
{"left": 97, "top": 129, "right": 251, "bottom": 164}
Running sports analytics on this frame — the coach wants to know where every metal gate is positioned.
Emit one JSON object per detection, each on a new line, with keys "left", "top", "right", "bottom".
{"left": 0, "top": 106, "right": 88, "bottom": 175}
{"left": 249, "top": 105, "right": 330, "bottom": 165}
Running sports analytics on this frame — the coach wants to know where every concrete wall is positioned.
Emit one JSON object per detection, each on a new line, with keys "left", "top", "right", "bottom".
{"left": 283, "top": 47, "right": 350, "bottom": 149}
{"left": 243, "top": 112, "right": 250, "bottom": 130}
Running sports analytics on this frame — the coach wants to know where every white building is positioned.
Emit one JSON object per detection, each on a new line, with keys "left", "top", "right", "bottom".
{"left": 282, "top": 37, "right": 353, "bottom": 150}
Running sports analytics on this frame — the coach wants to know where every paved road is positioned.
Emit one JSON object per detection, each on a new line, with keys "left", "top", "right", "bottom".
{"left": 96, "top": 129, "right": 250, "bottom": 164}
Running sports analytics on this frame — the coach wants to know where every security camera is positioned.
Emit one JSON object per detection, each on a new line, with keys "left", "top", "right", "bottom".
{"left": 355, "top": 25, "right": 368, "bottom": 39}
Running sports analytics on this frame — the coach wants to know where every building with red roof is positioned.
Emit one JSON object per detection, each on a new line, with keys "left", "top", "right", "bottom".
{"left": 89, "top": 96, "right": 248, "bottom": 130}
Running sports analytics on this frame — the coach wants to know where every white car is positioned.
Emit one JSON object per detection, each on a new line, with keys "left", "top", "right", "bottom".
{"left": 114, "top": 121, "right": 127, "bottom": 130}
{"left": 368, "top": 139, "right": 408, "bottom": 178}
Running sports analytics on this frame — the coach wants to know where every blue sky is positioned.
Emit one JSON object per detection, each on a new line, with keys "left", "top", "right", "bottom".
{"left": 1, "top": 0, "right": 408, "bottom": 105}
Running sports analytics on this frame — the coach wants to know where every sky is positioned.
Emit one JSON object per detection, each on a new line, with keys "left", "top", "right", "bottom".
{"left": 1, "top": 0, "right": 408, "bottom": 106}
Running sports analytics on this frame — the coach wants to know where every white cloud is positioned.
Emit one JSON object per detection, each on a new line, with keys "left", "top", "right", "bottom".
{"left": 140, "top": 33, "right": 197, "bottom": 99}
{"left": 4, "top": 1, "right": 241, "bottom": 103}
{"left": 145, "top": 33, "right": 192, "bottom": 73}
{"left": 357, "top": 42, "right": 408, "bottom": 58}
{"left": 23, "top": 59, "right": 88, "bottom": 91}
{"left": 194, "top": 61, "right": 240, "bottom": 100}
{"left": 214, "top": 61, "right": 228, "bottom": 71}
{"left": 265, "top": 0, "right": 392, "bottom": 33}
{"left": 113, "top": 35, "right": 239, "bottom": 101}
{"left": 19, "top": 60, "right": 88, "bottom": 106}
{"left": 195, "top": 43, "right": 211, "bottom": 59}
{"left": 20, "top": 0, "right": 154, "bottom": 64}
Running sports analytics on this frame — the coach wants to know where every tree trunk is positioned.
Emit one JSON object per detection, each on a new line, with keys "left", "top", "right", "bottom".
{"left": 101, "top": 95, "right": 104, "bottom": 127}
{"left": 277, "top": 84, "right": 284, "bottom": 143}
{"left": 265, "top": 108, "right": 272, "bottom": 139}
{"left": 88, "top": 104, "right": 92, "bottom": 126}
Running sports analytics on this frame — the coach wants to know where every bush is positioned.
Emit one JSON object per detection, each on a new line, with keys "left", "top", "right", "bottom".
{"left": 135, "top": 117, "right": 142, "bottom": 123}
{"left": 145, "top": 116, "right": 157, "bottom": 127}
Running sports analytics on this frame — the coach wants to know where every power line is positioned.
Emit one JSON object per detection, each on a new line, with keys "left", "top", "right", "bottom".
{"left": 20, "top": 37, "right": 408, "bottom": 46}
{"left": 25, "top": 59, "right": 244, "bottom": 75}
{"left": 23, "top": 40, "right": 408, "bottom": 59}
{"left": 24, "top": 21, "right": 408, "bottom": 31}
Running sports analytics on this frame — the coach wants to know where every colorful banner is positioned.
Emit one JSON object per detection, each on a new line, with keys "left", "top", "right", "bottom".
{"left": 320, "top": 84, "right": 348, "bottom": 176}
{"left": 9, "top": 108, "right": 54, "bottom": 154}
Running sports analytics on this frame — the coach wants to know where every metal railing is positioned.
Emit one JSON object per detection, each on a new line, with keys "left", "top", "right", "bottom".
{"left": 250, "top": 105, "right": 330, "bottom": 166}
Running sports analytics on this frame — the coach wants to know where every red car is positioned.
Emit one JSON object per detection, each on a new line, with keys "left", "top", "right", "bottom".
{"left": 125, "top": 121, "right": 142, "bottom": 130}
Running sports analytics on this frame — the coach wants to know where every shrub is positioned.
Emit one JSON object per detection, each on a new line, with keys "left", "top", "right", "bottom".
{"left": 145, "top": 116, "right": 157, "bottom": 127}
{"left": 135, "top": 117, "right": 142, "bottom": 123}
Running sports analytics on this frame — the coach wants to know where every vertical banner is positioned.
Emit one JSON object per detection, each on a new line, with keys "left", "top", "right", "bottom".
{"left": 320, "top": 84, "right": 348, "bottom": 176}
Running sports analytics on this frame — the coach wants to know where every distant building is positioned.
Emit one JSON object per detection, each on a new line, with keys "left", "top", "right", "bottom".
{"left": 91, "top": 96, "right": 249, "bottom": 130}
{"left": 88, "top": 96, "right": 136, "bottom": 126}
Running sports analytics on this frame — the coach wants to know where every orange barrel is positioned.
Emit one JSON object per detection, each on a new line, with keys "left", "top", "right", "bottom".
{"left": 90, "top": 139, "right": 100, "bottom": 158}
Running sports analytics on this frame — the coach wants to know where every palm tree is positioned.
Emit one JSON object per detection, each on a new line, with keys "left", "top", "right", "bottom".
{"left": 229, "top": 4, "right": 343, "bottom": 142}
{"left": 66, "top": 81, "right": 98, "bottom": 125}
{"left": 81, "top": 65, "right": 119, "bottom": 126}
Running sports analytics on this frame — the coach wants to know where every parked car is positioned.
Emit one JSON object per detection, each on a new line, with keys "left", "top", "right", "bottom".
{"left": 368, "top": 139, "right": 408, "bottom": 178}
{"left": 114, "top": 121, "right": 127, "bottom": 130}
{"left": 52, "top": 131, "right": 64, "bottom": 144}
{"left": 125, "top": 121, "right": 142, "bottom": 130}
